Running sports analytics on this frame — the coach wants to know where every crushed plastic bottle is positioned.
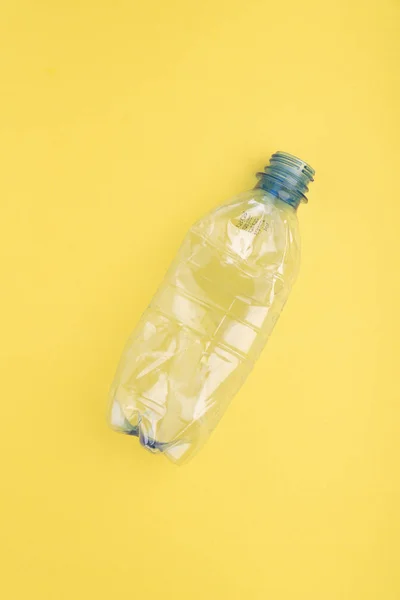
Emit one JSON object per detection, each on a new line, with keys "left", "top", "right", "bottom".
{"left": 108, "top": 151, "right": 315, "bottom": 464}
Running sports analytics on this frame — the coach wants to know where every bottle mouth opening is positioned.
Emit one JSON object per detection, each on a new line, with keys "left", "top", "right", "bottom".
{"left": 269, "top": 151, "right": 315, "bottom": 181}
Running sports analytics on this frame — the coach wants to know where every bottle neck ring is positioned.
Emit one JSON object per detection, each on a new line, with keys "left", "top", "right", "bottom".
{"left": 255, "top": 151, "right": 315, "bottom": 209}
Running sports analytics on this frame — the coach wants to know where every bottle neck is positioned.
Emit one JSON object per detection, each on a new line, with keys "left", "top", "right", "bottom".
{"left": 255, "top": 151, "right": 315, "bottom": 210}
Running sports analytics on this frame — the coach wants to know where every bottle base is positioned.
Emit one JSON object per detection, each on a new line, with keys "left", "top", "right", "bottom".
{"left": 109, "top": 398, "right": 194, "bottom": 463}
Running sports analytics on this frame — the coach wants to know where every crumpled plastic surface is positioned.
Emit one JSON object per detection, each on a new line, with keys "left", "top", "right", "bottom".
{"left": 108, "top": 188, "right": 300, "bottom": 464}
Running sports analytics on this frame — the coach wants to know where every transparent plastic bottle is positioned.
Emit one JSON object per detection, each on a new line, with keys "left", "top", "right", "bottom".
{"left": 108, "top": 151, "right": 315, "bottom": 464}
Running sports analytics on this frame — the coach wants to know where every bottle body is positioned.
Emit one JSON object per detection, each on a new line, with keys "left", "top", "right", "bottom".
{"left": 108, "top": 188, "right": 301, "bottom": 464}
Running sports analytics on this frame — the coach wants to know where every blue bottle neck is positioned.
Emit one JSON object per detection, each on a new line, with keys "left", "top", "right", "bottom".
{"left": 255, "top": 151, "right": 315, "bottom": 209}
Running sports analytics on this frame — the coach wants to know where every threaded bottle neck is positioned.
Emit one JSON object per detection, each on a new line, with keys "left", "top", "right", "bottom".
{"left": 255, "top": 151, "right": 315, "bottom": 209}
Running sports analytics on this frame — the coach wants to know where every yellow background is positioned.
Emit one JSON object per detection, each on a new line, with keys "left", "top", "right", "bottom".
{"left": 1, "top": 0, "right": 399, "bottom": 598}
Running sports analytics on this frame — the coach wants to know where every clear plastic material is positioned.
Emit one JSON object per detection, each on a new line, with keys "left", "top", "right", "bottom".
{"left": 108, "top": 187, "right": 303, "bottom": 464}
